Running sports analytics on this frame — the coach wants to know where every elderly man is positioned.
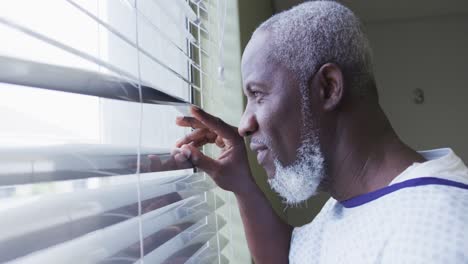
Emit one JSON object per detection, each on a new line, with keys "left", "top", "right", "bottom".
{"left": 172, "top": 1, "right": 468, "bottom": 263}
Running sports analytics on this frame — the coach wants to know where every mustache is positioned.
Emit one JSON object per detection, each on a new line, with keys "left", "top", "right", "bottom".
{"left": 250, "top": 137, "right": 272, "bottom": 148}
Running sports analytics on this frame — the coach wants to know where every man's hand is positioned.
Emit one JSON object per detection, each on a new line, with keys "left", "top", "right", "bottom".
{"left": 171, "top": 107, "right": 292, "bottom": 264}
{"left": 174, "top": 107, "right": 256, "bottom": 195}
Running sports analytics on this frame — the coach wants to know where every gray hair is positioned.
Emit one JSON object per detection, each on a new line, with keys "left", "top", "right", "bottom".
{"left": 255, "top": 0, "right": 377, "bottom": 100}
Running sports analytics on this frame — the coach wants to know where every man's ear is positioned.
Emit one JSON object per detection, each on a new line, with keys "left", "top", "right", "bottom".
{"left": 316, "top": 63, "right": 344, "bottom": 111}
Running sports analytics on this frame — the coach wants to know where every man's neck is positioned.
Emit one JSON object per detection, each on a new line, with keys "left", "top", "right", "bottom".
{"left": 324, "top": 107, "right": 425, "bottom": 201}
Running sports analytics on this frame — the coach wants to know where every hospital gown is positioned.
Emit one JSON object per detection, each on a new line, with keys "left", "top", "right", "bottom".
{"left": 289, "top": 148, "right": 468, "bottom": 264}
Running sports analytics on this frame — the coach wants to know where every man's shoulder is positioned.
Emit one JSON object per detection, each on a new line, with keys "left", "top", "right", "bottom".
{"left": 384, "top": 148, "right": 468, "bottom": 218}
{"left": 380, "top": 183, "right": 468, "bottom": 263}
{"left": 384, "top": 181, "right": 468, "bottom": 228}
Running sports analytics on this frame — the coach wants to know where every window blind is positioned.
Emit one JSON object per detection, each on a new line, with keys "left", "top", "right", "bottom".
{"left": 0, "top": 0, "right": 234, "bottom": 263}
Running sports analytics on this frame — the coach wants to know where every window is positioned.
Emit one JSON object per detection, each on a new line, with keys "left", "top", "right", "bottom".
{"left": 0, "top": 0, "right": 244, "bottom": 263}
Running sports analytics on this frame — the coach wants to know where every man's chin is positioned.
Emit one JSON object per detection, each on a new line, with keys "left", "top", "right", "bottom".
{"left": 268, "top": 177, "right": 319, "bottom": 205}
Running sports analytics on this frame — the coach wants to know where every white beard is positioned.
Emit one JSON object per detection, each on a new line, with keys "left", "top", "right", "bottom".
{"left": 268, "top": 136, "right": 325, "bottom": 205}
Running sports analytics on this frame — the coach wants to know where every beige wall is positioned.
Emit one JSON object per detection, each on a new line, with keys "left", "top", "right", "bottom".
{"left": 237, "top": 0, "right": 274, "bottom": 50}
{"left": 366, "top": 15, "right": 468, "bottom": 163}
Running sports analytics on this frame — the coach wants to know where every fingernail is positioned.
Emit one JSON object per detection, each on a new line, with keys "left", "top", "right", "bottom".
{"left": 191, "top": 106, "right": 201, "bottom": 112}
{"left": 181, "top": 146, "right": 191, "bottom": 158}
{"left": 175, "top": 153, "right": 187, "bottom": 162}
{"left": 171, "top": 148, "right": 181, "bottom": 155}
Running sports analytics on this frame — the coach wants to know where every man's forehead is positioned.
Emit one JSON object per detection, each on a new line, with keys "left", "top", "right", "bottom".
{"left": 241, "top": 31, "right": 276, "bottom": 81}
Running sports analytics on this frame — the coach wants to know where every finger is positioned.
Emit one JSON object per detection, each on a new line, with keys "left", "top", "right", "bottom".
{"left": 188, "top": 130, "right": 219, "bottom": 148}
{"left": 174, "top": 152, "right": 187, "bottom": 163}
{"left": 148, "top": 155, "right": 162, "bottom": 172}
{"left": 180, "top": 144, "right": 219, "bottom": 175}
{"left": 149, "top": 152, "right": 191, "bottom": 172}
{"left": 175, "top": 116, "right": 206, "bottom": 129}
{"left": 175, "top": 128, "right": 216, "bottom": 147}
{"left": 206, "top": 130, "right": 218, "bottom": 142}
{"left": 190, "top": 107, "right": 238, "bottom": 141}
{"left": 190, "top": 138, "right": 210, "bottom": 148}
{"left": 189, "top": 130, "right": 218, "bottom": 148}
{"left": 170, "top": 149, "right": 192, "bottom": 170}
{"left": 215, "top": 136, "right": 225, "bottom": 148}
{"left": 171, "top": 148, "right": 186, "bottom": 156}
{"left": 151, "top": 154, "right": 178, "bottom": 172}
{"left": 173, "top": 153, "right": 193, "bottom": 170}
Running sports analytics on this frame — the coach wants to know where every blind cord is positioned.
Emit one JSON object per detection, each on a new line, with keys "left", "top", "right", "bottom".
{"left": 133, "top": 0, "right": 146, "bottom": 261}
{"left": 217, "top": 0, "right": 228, "bottom": 82}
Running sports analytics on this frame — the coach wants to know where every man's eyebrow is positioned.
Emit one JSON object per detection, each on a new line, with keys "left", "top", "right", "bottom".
{"left": 246, "top": 82, "right": 268, "bottom": 92}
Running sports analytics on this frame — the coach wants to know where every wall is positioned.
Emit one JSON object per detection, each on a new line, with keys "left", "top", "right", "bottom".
{"left": 237, "top": 0, "right": 275, "bottom": 50}
{"left": 366, "top": 15, "right": 468, "bottom": 163}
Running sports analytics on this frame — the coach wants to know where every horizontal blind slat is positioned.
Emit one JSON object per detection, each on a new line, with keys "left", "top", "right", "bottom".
{"left": 140, "top": 212, "right": 226, "bottom": 263}
{"left": 0, "top": 17, "right": 204, "bottom": 95}
{"left": 136, "top": 8, "right": 208, "bottom": 60}
{"left": 189, "top": 0, "right": 209, "bottom": 14}
{"left": 107, "top": 192, "right": 225, "bottom": 263}
{"left": 66, "top": 0, "right": 205, "bottom": 87}
{"left": 0, "top": 56, "right": 191, "bottom": 107}
{"left": 185, "top": 235, "right": 229, "bottom": 264}
{"left": 5, "top": 192, "right": 223, "bottom": 264}
{"left": 0, "top": 15, "right": 139, "bottom": 85}
{"left": 0, "top": 143, "right": 194, "bottom": 186}
{"left": 134, "top": 7, "right": 206, "bottom": 71}
{"left": 138, "top": 0, "right": 201, "bottom": 43}
{"left": 6, "top": 211, "right": 142, "bottom": 264}
{"left": 147, "top": 0, "right": 203, "bottom": 34}
{"left": 0, "top": 173, "right": 213, "bottom": 245}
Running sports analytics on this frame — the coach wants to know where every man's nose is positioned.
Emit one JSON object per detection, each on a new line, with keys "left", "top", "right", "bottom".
{"left": 238, "top": 110, "right": 258, "bottom": 137}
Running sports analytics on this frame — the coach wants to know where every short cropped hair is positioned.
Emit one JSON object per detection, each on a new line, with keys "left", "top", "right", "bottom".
{"left": 255, "top": 0, "right": 377, "bottom": 100}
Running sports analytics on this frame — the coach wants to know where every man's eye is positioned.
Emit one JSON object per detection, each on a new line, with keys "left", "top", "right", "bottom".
{"left": 252, "top": 91, "right": 261, "bottom": 97}
{"left": 252, "top": 91, "right": 265, "bottom": 103}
